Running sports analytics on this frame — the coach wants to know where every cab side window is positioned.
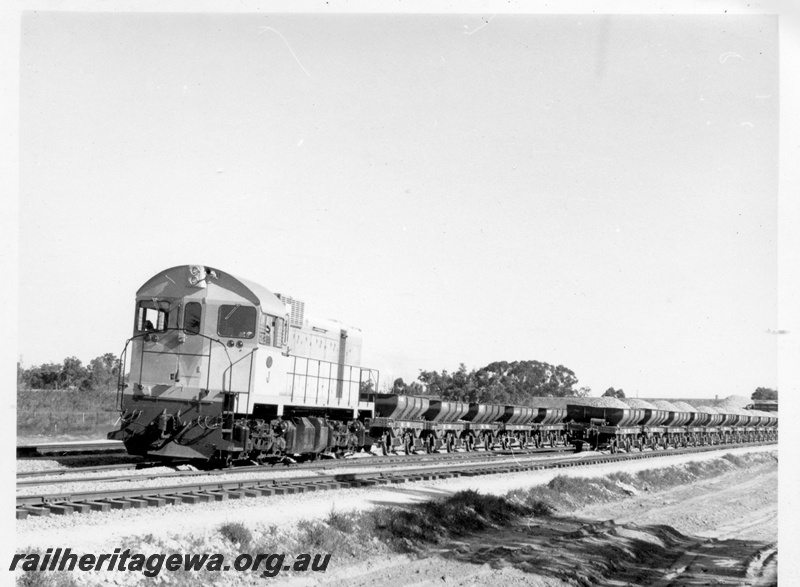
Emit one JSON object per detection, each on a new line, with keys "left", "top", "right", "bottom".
{"left": 258, "top": 314, "right": 286, "bottom": 347}
{"left": 258, "top": 313, "right": 272, "bottom": 345}
{"left": 275, "top": 317, "right": 286, "bottom": 347}
{"left": 184, "top": 302, "right": 202, "bottom": 334}
{"left": 137, "top": 301, "right": 170, "bottom": 332}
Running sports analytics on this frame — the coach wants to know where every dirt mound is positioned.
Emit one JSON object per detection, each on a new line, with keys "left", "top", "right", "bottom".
{"left": 717, "top": 395, "right": 751, "bottom": 410}
{"left": 671, "top": 401, "right": 698, "bottom": 413}
{"left": 527, "top": 397, "right": 568, "bottom": 408}
{"left": 652, "top": 400, "right": 680, "bottom": 412}
{"left": 566, "top": 396, "right": 629, "bottom": 409}
{"left": 621, "top": 398, "right": 658, "bottom": 409}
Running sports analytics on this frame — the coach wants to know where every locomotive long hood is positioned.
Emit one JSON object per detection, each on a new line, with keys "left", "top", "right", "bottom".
{"left": 137, "top": 264, "right": 288, "bottom": 316}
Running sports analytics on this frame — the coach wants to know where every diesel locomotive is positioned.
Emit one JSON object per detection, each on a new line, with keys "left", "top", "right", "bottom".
{"left": 108, "top": 265, "right": 379, "bottom": 464}
{"left": 108, "top": 265, "right": 778, "bottom": 464}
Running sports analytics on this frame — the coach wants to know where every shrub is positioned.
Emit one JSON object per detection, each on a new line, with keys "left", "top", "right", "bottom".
{"left": 218, "top": 522, "right": 252, "bottom": 547}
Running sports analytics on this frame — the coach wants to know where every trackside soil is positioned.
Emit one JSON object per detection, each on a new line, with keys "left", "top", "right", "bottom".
{"left": 14, "top": 448, "right": 778, "bottom": 586}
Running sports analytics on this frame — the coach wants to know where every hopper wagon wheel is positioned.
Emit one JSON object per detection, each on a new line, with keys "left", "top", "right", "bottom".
{"left": 549, "top": 433, "right": 556, "bottom": 449}
{"left": 534, "top": 435, "right": 541, "bottom": 449}
{"left": 500, "top": 436, "right": 509, "bottom": 450}
{"left": 381, "top": 434, "right": 391, "bottom": 456}
{"left": 519, "top": 435, "right": 527, "bottom": 449}
{"left": 637, "top": 438, "right": 644, "bottom": 451}
{"left": 609, "top": 439, "right": 618, "bottom": 454}
{"left": 624, "top": 438, "right": 632, "bottom": 452}
{"left": 403, "top": 434, "right": 412, "bottom": 455}
{"left": 465, "top": 435, "right": 474, "bottom": 452}
{"left": 425, "top": 435, "right": 435, "bottom": 454}
{"left": 484, "top": 434, "right": 492, "bottom": 451}
{"left": 446, "top": 435, "right": 455, "bottom": 453}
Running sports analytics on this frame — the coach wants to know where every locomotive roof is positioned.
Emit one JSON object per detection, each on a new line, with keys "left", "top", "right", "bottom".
{"left": 137, "top": 265, "right": 288, "bottom": 316}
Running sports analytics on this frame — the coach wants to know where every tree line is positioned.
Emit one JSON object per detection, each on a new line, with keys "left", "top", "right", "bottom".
{"left": 17, "top": 354, "right": 120, "bottom": 392}
{"left": 391, "top": 360, "right": 591, "bottom": 407}
{"left": 17, "top": 352, "right": 778, "bottom": 406}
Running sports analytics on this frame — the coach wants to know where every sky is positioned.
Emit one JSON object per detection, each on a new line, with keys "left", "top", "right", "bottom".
{"left": 9, "top": 4, "right": 794, "bottom": 401}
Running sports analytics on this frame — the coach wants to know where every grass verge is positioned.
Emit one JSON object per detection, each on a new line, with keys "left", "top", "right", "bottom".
{"left": 17, "top": 389, "right": 118, "bottom": 439}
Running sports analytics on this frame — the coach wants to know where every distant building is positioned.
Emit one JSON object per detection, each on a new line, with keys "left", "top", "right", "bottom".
{"left": 748, "top": 400, "right": 778, "bottom": 412}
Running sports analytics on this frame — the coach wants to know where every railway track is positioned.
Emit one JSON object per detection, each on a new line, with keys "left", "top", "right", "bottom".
{"left": 17, "top": 445, "right": 575, "bottom": 486}
{"left": 17, "top": 443, "right": 575, "bottom": 480}
{"left": 15, "top": 440, "right": 776, "bottom": 520}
